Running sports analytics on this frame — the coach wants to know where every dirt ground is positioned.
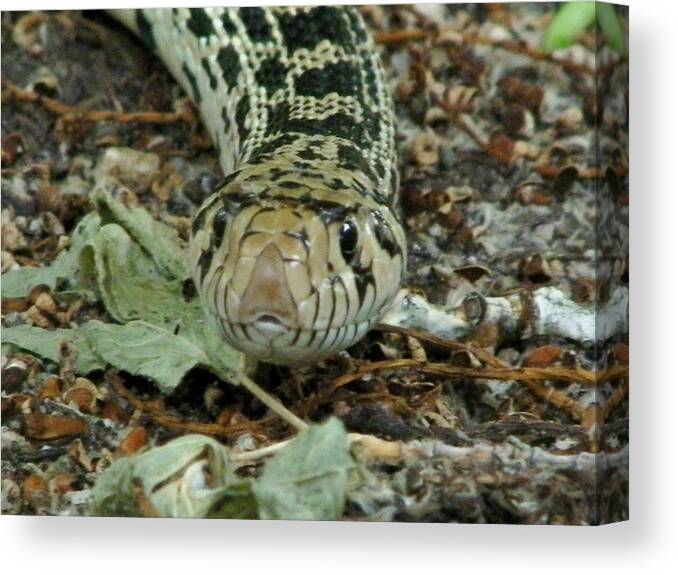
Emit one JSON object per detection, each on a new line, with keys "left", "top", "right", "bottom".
{"left": 1, "top": 4, "right": 628, "bottom": 523}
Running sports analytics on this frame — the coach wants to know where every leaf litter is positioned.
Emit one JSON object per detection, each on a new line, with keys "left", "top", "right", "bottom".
{"left": 3, "top": 188, "right": 245, "bottom": 391}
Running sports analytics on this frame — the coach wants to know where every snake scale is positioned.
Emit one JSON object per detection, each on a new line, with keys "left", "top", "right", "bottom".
{"left": 109, "top": 6, "right": 406, "bottom": 365}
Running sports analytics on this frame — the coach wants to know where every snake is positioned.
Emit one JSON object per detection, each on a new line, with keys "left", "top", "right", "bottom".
{"left": 109, "top": 7, "right": 406, "bottom": 365}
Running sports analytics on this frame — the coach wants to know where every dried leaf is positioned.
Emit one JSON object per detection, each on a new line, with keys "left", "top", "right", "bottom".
{"left": 78, "top": 223, "right": 183, "bottom": 325}
{"left": 252, "top": 418, "right": 354, "bottom": 521}
{"left": 90, "top": 434, "right": 232, "bottom": 518}
{"left": 1, "top": 213, "right": 101, "bottom": 298}
{"left": 83, "top": 320, "right": 215, "bottom": 395}
{"left": 2, "top": 324, "right": 105, "bottom": 374}
{"left": 24, "top": 413, "right": 86, "bottom": 440}
{"left": 94, "top": 188, "right": 189, "bottom": 280}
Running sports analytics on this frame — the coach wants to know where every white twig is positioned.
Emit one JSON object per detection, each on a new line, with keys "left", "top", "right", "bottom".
{"left": 382, "top": 286, "right": 628, "bottom": 344}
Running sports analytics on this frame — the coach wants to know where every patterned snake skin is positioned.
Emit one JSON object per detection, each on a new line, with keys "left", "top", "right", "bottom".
{"left": 109, "top": 6, "right": 406, "bottom": 364}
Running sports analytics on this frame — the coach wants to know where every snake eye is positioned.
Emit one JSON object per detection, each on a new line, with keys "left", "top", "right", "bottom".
{"left": 339, "top": 220, "right": 358, "bottom": 260}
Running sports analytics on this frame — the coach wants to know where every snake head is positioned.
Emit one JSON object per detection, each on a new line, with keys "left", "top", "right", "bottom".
{"left": 188, "top": 174, "right": 405, "bottom": 365}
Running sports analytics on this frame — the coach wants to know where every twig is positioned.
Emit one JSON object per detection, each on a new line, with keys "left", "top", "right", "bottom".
{"left": 374, "top": 27, "right": 596, "bottom": 77}
{"left": 603, "top": 380, "right": 629, "bottom": 419}
{"left": 106, "top": 371, "right": 272, "bottom": 439}
{"left": 331, "top": 359, "right": 598, "bottom": 389}
{"left": 1, "top": 80, "right": 192, "bottom": 125}
{"left": 521, "top": 379, "right": 583, "bottom": 419}
{"left": 237, "top": 373, "right": 308, "bottom": 432}
{"left": 373, "top": 29, "right": 431, "bottom": 45}
{"left": 230, "top": 432, "right": 403, "bottom": 464}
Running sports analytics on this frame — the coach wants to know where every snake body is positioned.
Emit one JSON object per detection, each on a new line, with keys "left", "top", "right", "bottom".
{"left": 109, "top": 7, "right": 406, "bottom": 364}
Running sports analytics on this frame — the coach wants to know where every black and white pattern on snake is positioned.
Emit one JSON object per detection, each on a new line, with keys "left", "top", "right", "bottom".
{"left": 109, "top": 6, "right": 406, "bottom": 365}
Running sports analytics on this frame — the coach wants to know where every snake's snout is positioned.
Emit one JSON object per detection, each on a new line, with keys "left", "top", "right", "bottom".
{"left": 238, "top": 242, "right": 299, "bottom": 329}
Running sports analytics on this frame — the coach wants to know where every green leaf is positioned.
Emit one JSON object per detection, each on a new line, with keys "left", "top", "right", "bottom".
{"left": 94, "top": 188, "right": 189, "bottom": 280}
{"left": 1, "top": 213, "right": 101, "bottom": 298}
{"left": 206, "top": 483, "right": 259, "bottom": 520}
{"left": 78, "top": 221, "right": 244, "bottom": 388}
{"left": 1, "top": 323, "right": 105, "bottom": 374}
{"left": 91, "top": 434, "right": 232, "bottom": 518}
{"left": 542, "top": 1, "right": 596, "bottom": 53}
{"left": 252, "top": 418, "right": 354, "bottom": 521}
{"left": 83, "top": 320, "right": 213, "bottom": 394}
{"left": 79, "top": 223, "right": 184, "bottom": 326}
{"left": 597, "top": 3, "right": 625, "bottom": 54}
{"left": 1, "top": 265, "right": 65, "bottom": 299}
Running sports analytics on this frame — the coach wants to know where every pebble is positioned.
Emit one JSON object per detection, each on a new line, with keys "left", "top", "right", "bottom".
{"left": 94, "top": 147, "right": 161, "bottom": 193}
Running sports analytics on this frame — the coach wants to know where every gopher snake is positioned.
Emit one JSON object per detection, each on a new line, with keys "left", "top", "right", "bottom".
{"left": 110, "top": 7, "right": 406, "bottom": 364}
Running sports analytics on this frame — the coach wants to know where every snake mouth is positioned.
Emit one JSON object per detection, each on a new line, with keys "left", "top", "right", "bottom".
{"left": 255, "top": 314, "right": 284, "bottom": 326}
{"left": 222, "top": 315, "right": 377, "bottom": 365}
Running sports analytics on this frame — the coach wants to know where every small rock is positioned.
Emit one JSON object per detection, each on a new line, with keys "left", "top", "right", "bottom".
{"left": 95, "top": 147, "right": 161, "bottom": 193}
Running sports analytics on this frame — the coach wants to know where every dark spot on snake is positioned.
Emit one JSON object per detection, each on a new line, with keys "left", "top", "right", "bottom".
{"left": 220, "top": 11, "right": 237, "bottom": 35}
{"left": 337, "top": 144, "right": 368, "bottom": 173}
{"left": 212, "top": 207, "right": 227, "bottom": 246}
{"left": 371, "top": 209, "right": 399, "bottom": 257}
{"left": 221, "top": 189, "right": 257, "bottom": 215}
{"left": 191, "top": 193, "right": 221, "bottom": 235}
{"left": 198, "top": 246, "right": 214, "bottom": 283}
{"left": 182, "top": 278, "right": 197, "bottom": 302}
{"left": 251, "top": 134, "right": 296, "bottom": 159}
{"left": 363, "top": 110, "right": 382, "bottom": 142}
{"left": 213, "top": 170, "right": 242, "bottom": 193}
{"left": 217, "top": 44, "right": 241, "bottom": 87}
{"left": 266, "top": 101, "right": 291, "bottom": 134}
{"left": 235, "top": 97, "right": 250, "bottom": 142}
{"left": 292, "top": 161, "right": 312, "bottom": 171}
{"left": 327, "top": 178, "right": 344, "bottom": 191}
{"left": 298, "top": 148, "right": 322, "bottom": 161}
{"left": 181, "top": 62, "right": 201, "bottom": 104}
{"left": 135, "top": 11, "right": 156, "bottom": 50}
{"left": 239, "top": 7, "right": 273, "bottom": 43}
{"left": 256, "top": 57, "right": 288, "bottom": 96}
{"left": 201, "top": 58, "right": 218, "bottom": 90}
{"left": 282, "top": 6, "right": 354, "bottom": 55}
{"left": 317, "top": 201, "right": 350, "bottom": 225}
{"left": 373, "top": 190, "right": 389, "bottom": 205}
{"left": 363, "top": 65, "right": 380, "bottom": 105}
{"left": 352, "top": 264, "right": 374, "bottom": 306}
{"left": 374, "top": 159, "right": 387, "bottom": 179}
{"left": 286, "top": 114, "right": 364, "bottom": 146}
{"left": 345, "top": 8, "right": 368, "bottom": 43}
{"left": 187, "top": 8, "right": 216, "bottom": 38}
{"left": 295, "top": 61, "right": 360, "bottom": 99}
